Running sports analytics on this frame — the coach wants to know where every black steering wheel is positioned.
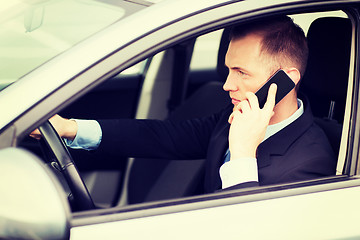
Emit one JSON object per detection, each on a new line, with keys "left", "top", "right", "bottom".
{"left": 39, "top": 120, "right": 95, "bottom": 211}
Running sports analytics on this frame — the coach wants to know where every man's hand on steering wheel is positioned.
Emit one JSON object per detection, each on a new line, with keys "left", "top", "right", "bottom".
{"left": 30, "top": 114, "right": 78, "bottom": 141}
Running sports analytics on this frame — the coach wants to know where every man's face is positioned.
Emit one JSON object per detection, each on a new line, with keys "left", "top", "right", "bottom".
{"left": 223, "top": 34, "right": 274, "bottom": 106}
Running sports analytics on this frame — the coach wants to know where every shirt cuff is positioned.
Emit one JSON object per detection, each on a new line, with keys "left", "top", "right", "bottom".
{"left": 219, "top": 157, "right": 258, "bottom": 189}
{"left": 64, "top": 119, "right": 102, "bottom": 151}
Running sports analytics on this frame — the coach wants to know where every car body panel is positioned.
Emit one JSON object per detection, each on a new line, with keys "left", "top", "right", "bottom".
{"left": 70, "top": 180, "right": 360, "bottom": 239}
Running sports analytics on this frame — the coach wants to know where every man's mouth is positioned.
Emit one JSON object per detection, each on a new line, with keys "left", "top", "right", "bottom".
{"left": 231, "top": 98, "right": 241, "bottom": 106}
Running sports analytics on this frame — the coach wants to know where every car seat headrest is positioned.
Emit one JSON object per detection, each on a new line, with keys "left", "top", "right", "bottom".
{"left": 300, "top": 17, "right": 351, "bottom": 122}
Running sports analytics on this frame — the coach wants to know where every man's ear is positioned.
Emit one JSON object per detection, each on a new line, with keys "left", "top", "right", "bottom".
{"left": 285, "top": 68, "right": 301, "bottom": 85}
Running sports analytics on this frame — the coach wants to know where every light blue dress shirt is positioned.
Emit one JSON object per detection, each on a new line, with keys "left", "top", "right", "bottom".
{"left": 65, "top": 119, "right": 102, "bottom": 150}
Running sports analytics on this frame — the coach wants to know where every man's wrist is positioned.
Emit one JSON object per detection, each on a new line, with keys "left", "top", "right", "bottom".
{"left": 65, "top": 119, "right": 102, "bottom": 151}
{"left": 63, "top": 119, "right": 78, "bottom": 141}
{"left": 230, "top": 148, "right": 256, "bottom": 159}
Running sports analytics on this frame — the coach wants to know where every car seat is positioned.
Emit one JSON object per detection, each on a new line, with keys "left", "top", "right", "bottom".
{"left": 125, "top": 33, "right": 230, "bottom": 204}
{"left": 127, "top": 83, "right": 229, "bottom": 204}
{"left": 299, "top": 17, "right": 352, "bottom": 156}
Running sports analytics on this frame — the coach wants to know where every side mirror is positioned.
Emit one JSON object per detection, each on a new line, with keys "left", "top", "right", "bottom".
{"left": 0, "top": 148, "right": 70, "bottom": 240}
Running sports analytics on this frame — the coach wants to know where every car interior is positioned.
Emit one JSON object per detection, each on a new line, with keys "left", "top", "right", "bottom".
{"left": 19, "top": 10, "right": 352, "bottom": 211}
{"left": 125, "top": 14, "right": 352, "bottom": 206}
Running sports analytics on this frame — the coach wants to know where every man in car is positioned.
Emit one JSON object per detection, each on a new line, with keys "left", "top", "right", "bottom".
{"left": 32, "top": 16, "right": 336, "bottom": 193}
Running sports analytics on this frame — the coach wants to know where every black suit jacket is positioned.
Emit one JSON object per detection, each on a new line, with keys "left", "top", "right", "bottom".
{"left": 96, "top": 98, "right": 336, "bottom": 193}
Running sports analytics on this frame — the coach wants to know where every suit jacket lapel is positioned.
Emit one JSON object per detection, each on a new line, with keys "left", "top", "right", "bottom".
{"left": 257, "top": 97, "right": 314, "bottom": 168}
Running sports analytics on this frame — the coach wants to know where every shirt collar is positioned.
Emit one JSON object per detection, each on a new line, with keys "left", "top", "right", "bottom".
{"left": 263, "top": 99, "right": 304, "bottom": 142}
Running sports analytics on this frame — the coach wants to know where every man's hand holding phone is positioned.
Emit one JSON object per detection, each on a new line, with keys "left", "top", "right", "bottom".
{"left": 228, "top": 84, "right": 277, "bottom": 159}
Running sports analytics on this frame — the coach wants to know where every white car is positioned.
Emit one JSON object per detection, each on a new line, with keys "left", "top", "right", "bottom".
{"left": 0, "top": 0, "right": 359, "bottom": 239}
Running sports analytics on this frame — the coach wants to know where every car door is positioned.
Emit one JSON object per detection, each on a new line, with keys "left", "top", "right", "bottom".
{"left": 69, "top": 1, "right": 360, "bottom": 239}
{"left": 1, "top": 0, "right": 360, "bottom": 239}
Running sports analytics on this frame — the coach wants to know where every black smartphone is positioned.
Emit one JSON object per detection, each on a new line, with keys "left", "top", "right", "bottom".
{"left": 255, "top": 69, "right": 295, "bottom": 108}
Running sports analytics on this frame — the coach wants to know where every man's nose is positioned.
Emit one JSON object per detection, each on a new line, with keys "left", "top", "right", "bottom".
{"left": 223, "top": 75, "right": 237, "bottom": 92}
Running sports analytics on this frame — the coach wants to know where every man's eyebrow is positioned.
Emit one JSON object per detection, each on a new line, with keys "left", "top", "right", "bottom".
{"left": 227, "top": 65, "right": 249, "bottom": 72}
{"left": 230, "top": 66, "right": 241, "bottom": 70}
{"left": 224, "top": 60, "right": 251, "bottom": 74}
{"left": 224, "top": 64, "right": 242, "bottom": 70}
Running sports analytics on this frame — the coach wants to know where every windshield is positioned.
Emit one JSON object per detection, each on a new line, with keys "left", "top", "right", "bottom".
{"left": 0, "top": 0, "right": 149, "bottom": 91}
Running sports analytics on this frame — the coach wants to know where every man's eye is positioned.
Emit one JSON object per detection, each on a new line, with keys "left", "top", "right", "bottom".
{"left": 238, "top": 70, "right": 247, "bottom": 76}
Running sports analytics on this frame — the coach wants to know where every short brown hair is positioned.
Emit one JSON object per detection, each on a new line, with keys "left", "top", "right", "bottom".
{"left": 229, "top": 16, "right": 308, "bottom": 78}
